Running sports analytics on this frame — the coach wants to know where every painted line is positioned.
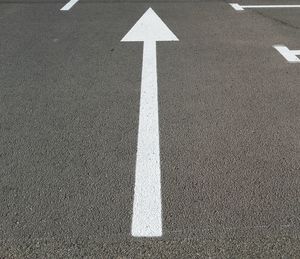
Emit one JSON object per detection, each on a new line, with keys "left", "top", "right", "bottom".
{"left": 121, "top": 8, "right": 178, "bottom": 237}
{"left": 273, "top": 45, "right": 300, "bottom": 63}
{"left": 230, "top": 3, "right": 245, "bottom": 11}
{"left": 230, "top": 3, "right": 300, "bottom": 11}
{"left": 60, "top": 0, "right": 79, "bottom": 11}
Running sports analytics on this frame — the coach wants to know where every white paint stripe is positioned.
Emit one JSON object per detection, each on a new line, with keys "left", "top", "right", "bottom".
{"left": 230, "top": 3, "right": 244, "bottom": 11}
{"left": 244, "top": 5, "right": 300, "bottom": 8}
{"left": 293, "top": 50, "right": 300, "bottom": 55}
{"left": 60, "top": 0, "right": 79, "bottom": 11}
{"left": 273, "top": 45, "right": 300, "bottom": 63}
{"left": 230, "top": 3, "right": 300, "bottom": 11}
{"left": 131, "top": 41, "right": 162, "bottom": 237}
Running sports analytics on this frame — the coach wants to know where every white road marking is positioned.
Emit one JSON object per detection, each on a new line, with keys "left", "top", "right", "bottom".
{"left": 230, "top": 3, "right": 300, "bottom": 11}
{"left": 60, "top": 0, "right": 79, "bottom": 11}
{"left": 273, "top": 45, "right": 300, "bottom": 63}
{"left": 121, "top": 8, "right": 178, "bottom": 237}
{"left": 230, "top": 3, "right": 245, "bottom": 11}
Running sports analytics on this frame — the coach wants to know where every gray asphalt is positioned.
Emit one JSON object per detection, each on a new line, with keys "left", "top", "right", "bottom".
{"left": 1, "top": 0, "right": 300, "bottom": 258}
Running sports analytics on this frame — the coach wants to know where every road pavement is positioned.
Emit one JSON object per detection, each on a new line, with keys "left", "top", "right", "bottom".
{"left": 1, "top": 0, "right": 300, "bottom": 257}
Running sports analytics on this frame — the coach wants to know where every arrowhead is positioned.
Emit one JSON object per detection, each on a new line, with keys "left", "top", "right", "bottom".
{"left": 121, "top": 8, "right": 179, "bottom": 42}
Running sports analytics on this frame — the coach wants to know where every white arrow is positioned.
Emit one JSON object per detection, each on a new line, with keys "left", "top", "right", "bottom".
{"left": 121, "top": 8, "right": 178, "bottom": 237}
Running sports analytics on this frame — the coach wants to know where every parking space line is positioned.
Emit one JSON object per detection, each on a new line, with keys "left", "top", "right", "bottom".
{"left": 122, "top": 8, "right": 178, "bottom": 237}
{"left": 273, "top": 45, "right": 300, "bottom": 63}
{"left": 230, "top": 3, "right": 300, "bottom": 11}
{"left": 60, "top": 0, "right": 79, "bottom": 11}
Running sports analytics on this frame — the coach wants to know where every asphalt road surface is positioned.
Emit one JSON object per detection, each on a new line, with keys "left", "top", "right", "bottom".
{"left": 1, "top": 0, "right": 300, "bottom": 258}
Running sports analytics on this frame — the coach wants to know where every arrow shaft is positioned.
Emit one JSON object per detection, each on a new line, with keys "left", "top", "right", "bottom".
{"left": 131, "top": 41, "right": 162, "bottom": 237}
